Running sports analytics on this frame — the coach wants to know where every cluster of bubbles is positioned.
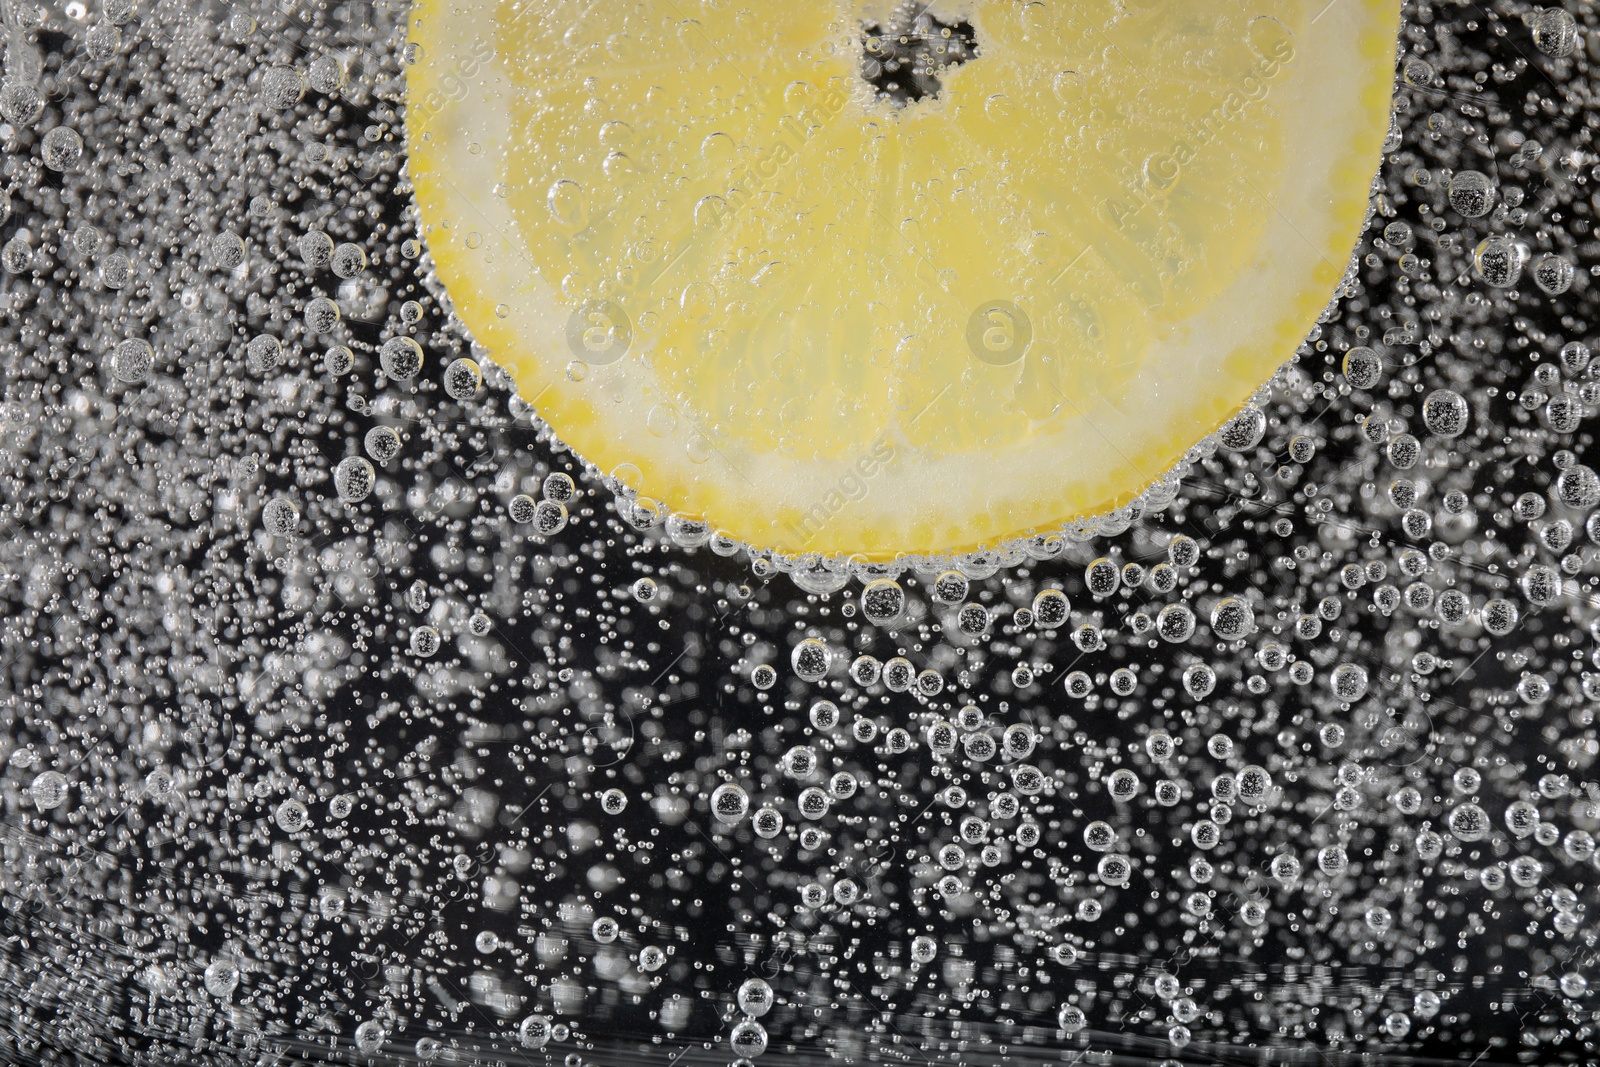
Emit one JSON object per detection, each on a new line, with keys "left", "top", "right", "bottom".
{"left": 3, "top": 0, "right": 1600, "bottom": 1064}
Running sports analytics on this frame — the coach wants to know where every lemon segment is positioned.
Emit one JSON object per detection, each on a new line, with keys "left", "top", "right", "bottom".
{"left": 406, "top": 0, "right": 1401, "bottom": 560}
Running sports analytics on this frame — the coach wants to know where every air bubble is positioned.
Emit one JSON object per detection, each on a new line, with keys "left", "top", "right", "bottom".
{"left": 1448, "top": 170, "right": 1495, "bottom": 217}
{"left": 379, "top": 336, "right": 425, "bottom": 380}
{"left": 40, "top": 125, "right": 83, "bottom": 171}
{"left": 109, "top": 338, "right": 154, "bottom": 383}
{"left": 334, "top": 456, "right": 376, "bottom": 502}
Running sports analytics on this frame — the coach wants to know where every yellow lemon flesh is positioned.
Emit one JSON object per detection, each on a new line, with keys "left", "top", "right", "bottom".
{"left": 406, "top": 0, "right": 1401, "bottom": 561}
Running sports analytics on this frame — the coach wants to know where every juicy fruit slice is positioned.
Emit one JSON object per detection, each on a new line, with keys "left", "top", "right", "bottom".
{"left": 406, "top": 0, "right": 1401, "bottom": 560}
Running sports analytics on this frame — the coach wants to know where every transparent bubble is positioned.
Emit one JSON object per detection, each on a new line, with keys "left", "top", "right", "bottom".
{"left": 30, "top": 770, "right": 67, "bottom": 811}
{"left": 1156, "top": 604, "right": 1195, "bottom": 643}
{"left": 364, "top": 425, "right": 402, "bottom": 464}
{"left": 1448, "top": 802, "right": 1490, "bottom": 842}
{"left": 532, "top": 500, "right": 569, "bottom": 534}
{"left": 710, "top": 783, "right": 750, "bottom": 823}
{"left": 1521, "top": 564, "right": 1562, "bottom": 606}
{"left": 203, "top": 957, "right": 240, "bottom": 999}
{"left": 1031, "top": 587, "right": 1069, "bottom": 627}
{"left": 860, "top": 578, "right": 905, "bottom": 624}
{"left": 262, "top": 496, "right": 299, "bottom": 535}
{"left": 2, "top": 236, "right": 34, "bottom": 275}
{"left": 1401, "top": 55, "right": 1433, "bottom": 86}
{"left": 738, "top": 977, "right": 774, "bottom": 1017}
{"left": 1107, "top": 769, "right": 1141, "bottom": 801}
{"left": 0, "top": 81, "right": 43, "bottom": 125}
{"left": 1556, "top": 464, "right": 1600, "bottom": 509}
{"left": 791, "top": 636, "right": 830, "bottom": 681}
{"left": 932, "top": 569, "right": 969, "bottom": 603}
{"left": 1473, "top": 236, "right": 1522, "bottom": 288}
{"left": 750, "top": 805, "right": 783, "bottom": 838}
{"left": 1533, "top": 254, "right": 1574, "bottom": 296}
{"left": 261, "top": 65, "right": 307, "bottom": 109}
{"left": 274, "top": 798, "right": 309, "bottom": 833}
{"left": 246, "top": 334, "right": 283, "bottom": 373}
{"left": 1183, "top": 664, "right": 1215, "bottom": 698}
{"left": 40, "top": 125, "right": 83, "bottom": 171}
{"left": 308, "top": 54, "right": 346, "bottom": 94}
{"left": 443, "top": 357, "right": 483, "bottom": 399}
{"left": 304, "top": 296, "right": 341, "bottom": 334}
{"left": 508, "top": 494, "right": 539, "bottom": 523}
{"left": 99, "top": 251, "right": 130, "bottom": 288}
{"left": 71, "top": 224, "right": 100, "bottom": 257}
{"left": 518, "top": 1015, "right": 552, "bottom": 1049}
{"left": 1560, "top": 341, "right": 1591, "bottom": 375}
{"left": 109, "top": 337, "right": 155, "bottom": 383}
{"left": 334, "top": 456, "right": 376, "bottom": 502}
{"left": 543, "top": 472, "right": 577, "bottom": 502}
{"left": 409, "top": 626, "right": 441, "bottom": 657}
{"left": 1421, "top": 389, "right": 1469, "bottom": 438}
{"left": 300, "top": 230, "right": 334, "bottom": 269}
{"left": 1531, "top": 7, "right": 1579, "bottom": 57}
{"left": 1097, "top": 853, "right": 1132, "bottom": 885}
{"left": 144, "top": 767, "right": 174, "bottom": 798}
{"left": 1209, "top": 597, "right": 1253, "bottom": 641}
{"left": 1218, "top": 407, "right": 1266, "bottom": 451}
{"left": 956, "top": 603, "right": 989, "bottom": 636}
{"left": 1448, "top": 170, "right": 1495, "bottom": 217}
{"left": 209, "top": 231, "right": 246, "bottom": 270}
{"left": 1084, "top": 557, "right": 1119, "bottom": 597}
{"left": 379, "top": 336, "right": 424, "bottom": 380}
{"left": 1342, "top": 346, "right": 1383, "bottom": 389}
{"left": 331, "top": 242, "right": 367, "bottom": 278}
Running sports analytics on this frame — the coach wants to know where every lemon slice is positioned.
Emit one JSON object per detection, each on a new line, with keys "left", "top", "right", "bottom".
{"left": 406, "top": 0, "right": 1400, "bottom": 561}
